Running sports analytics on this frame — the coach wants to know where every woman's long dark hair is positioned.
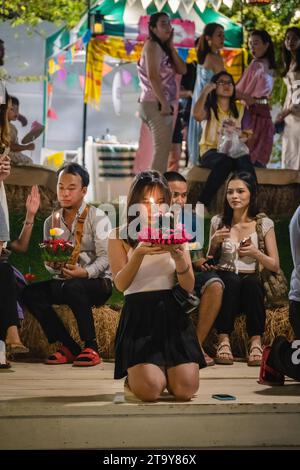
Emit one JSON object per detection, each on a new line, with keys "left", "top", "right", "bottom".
{"left": 250, "top": 29, "right": 276, "bottom": 70}
{"left": 148, "top": 12, "right": 173, "bottom": 65}
{"left": 124, "top": 170, "right": 171, "bottom": 248}
{"left": 206, "top": 71, "right": 239, "bottom": 121}
{"left": 282, "top": 27, "right": 300, "bottom": 76}
{"left": 220, "top": 171, "right": 259, "bottom": 228}
{"left": 197, "top": 22, "right": 224, "bottom": 65}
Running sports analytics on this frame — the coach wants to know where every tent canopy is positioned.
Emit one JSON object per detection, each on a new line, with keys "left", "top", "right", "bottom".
{"left": 46, "top": 0, "right": 242, "bottom": 59}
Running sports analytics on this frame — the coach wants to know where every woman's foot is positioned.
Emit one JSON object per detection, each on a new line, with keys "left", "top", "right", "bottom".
{"left": 201, "top": 347, "right": 215, "bottom": 366}
{"left": 6, "top": 343, "right": 29, "bottom": 354}
{"left": 248, "top": 343, "right": 263, "bottom": 367}
{"left": 215, "top": 338, "right": 234, "bottom": 365}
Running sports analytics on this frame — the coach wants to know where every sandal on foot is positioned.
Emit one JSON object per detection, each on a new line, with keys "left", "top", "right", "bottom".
{"left": 215, "top": 340, "right": 234, "bottom": 365}
{"left": 248, "top": 344, "right": 263, "bottom": 367}
{"left": 73, "top": 348, "right": 101, "bottom": 367}
{"left": 6, "top": 343, "right": 29, "bottom": 355}
{"left": 0, "top": 361, "right": 11, "bottom": 369}
{"left": 258, "top": 346, "right": 285, "bottom": 386}
{"left": 203, "top": 350, "right": 215, "bottom": 367}
{"left": 45, "top": 345, "right": 75, "bottom": 365}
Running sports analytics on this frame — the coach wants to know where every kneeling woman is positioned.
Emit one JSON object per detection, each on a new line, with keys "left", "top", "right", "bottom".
{"left": 207, "top": 171, "right": 280, "bottom": 366}
{"left": 108, "top": 171, "right": 205, "bottom": 402}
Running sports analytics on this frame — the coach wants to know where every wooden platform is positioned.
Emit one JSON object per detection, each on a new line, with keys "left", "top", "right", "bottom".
{"left": 186, "top": 167, "right": 300, "bottom": 217}
{"left": 1, "top": 362, "right": 300, "bottom": 450}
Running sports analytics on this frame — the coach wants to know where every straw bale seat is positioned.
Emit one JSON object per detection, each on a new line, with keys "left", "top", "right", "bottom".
{"left": 20, "top": 304, "right": 121, "bottom": 359}
{"left": 20, "top": 303, "right": 294, "bottom": 361}
{"left": 199, "top": 303, "right": 294, "bottom": 358}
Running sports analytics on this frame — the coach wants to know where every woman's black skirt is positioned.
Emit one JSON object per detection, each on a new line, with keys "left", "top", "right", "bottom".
{"left": 114, "top": 289, "right": 206, "bottom": 379}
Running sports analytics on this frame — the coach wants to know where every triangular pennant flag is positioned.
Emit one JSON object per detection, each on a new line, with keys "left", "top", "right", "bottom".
{"left": 102, "top": 63, "right": 113, "bottom": 77}
{"left": 57, "top": 68, "right": 67, "bottom": 82}
{"left": 47, "top": 107, "right": 58, "bottom": 120}
{"left": 47, "top": 82, "right": 53, "bottom": 95}
{"left": 54, "top": 60, "right": 61, "bottom": 73}
{"left": 121, "top": 69, "right": 132, "bottom": 86}
{"left": 66, "top": 48, "right": 73, "bottom": 63}
{"left": 211, "top": 0, "right": 222, "bottom": 11}
{"left": 48, "top": 59, "right": 55, "bottom": 75}
{"left": 57, "top": 54, "right": 65, "bottom": 66}
{"left": 66, "top": 73, "right": 77, "bottom": 88}
{"left": 182, "top": 0, "right": 195, "bottom": 13}
{"left": 125, "top": 40, "right": 136, "bottom": 56}
{"left": 196, "top": 0, "right": 208, "bottom": 13}
{"left": 133, "top": 76, "right": 140, "bottom": 92}
{"left": 82, "top": 29, "right": 92, "bottom": 45}
{"left": 177, "top": 48, "right": 189, "bottom": 62}
{"left": 79, "top": 75, "right": 85, "bottom": 90}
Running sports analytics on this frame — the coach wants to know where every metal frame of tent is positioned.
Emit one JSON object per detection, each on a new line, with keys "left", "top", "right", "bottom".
{"left": 44, "top": 0, "right": 244, "bottom": 162}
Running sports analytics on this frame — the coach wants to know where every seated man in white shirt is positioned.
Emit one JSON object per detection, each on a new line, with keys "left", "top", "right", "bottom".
{"left": 23, "top": 163, "right": 112, "bottom": 367}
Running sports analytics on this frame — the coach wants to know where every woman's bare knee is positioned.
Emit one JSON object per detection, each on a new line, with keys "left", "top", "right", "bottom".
{"left": 131, "top": 382, "right": 162, "bottom": 402}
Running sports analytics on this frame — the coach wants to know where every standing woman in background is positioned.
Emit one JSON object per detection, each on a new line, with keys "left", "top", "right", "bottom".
{"left": 188, "top": 23, "right": 225, "bottom": 166}
{"left": 275, "top": 27, "right": 300, "bottom": 170}
{"left": 236, "top": 30, "right": 276, "bottom": 168}
{"left": 137, "top": 12, "right": 186, "bottom": 173}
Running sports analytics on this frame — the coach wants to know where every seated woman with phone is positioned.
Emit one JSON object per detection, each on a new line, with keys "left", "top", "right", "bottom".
{"left": 206, "top": 171, "right": 280, "bottom": 366}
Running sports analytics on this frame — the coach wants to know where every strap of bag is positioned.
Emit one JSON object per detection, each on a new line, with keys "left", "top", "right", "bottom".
{"left": 255, "top": 212, "right": 268, "bottom": 275}
{"left": 69, "top": 205, "right": 90, "bottom": 265}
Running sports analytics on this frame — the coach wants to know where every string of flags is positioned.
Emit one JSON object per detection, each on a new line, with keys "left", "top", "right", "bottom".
{"left": 46, "top": 34, "right": 244, "bottom": 118}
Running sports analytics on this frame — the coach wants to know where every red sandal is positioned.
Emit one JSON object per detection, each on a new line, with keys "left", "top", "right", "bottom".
{"left": 73, "top": 348, "right": 101, "bottom": 367}
{"left": 45, "top": 345, "right": 75, "bottom": 365}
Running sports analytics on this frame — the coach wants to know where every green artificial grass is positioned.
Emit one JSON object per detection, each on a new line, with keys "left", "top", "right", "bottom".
{"left": 9, "top": 212, "right": 294, "bottom": 307}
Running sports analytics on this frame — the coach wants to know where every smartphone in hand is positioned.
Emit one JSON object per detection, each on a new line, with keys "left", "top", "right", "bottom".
{"left": 239, "top": 236, "right": 251, "bottom": 247}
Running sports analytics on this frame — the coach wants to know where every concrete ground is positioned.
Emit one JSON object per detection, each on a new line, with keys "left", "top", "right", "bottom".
{"left": 0, "top": 361, "right": 300, "bottom": 449}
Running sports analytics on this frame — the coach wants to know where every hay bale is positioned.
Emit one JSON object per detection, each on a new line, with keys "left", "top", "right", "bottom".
{"left": 5, "top": 185, "right": 56, "bottom": 215}
{"left": 198, "top": 304, "right": 294, "bottom": 358}
{"left": 20, "top": 305, "right": 121, "bottom": 359}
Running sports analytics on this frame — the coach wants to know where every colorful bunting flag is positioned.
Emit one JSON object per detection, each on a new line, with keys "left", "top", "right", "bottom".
{"left": 79, "top": 75, "right": 85, "bottom": 90}
{"left": 125, "top": 40, "right": 136, "bottom": 56}
{"left": 47, "top": 107, "right": 58, "bottom": 120}
{"left": 82, "top": 29, "right": 92, "bottom": 45}
{"left": 66, "top": 73, "right": 78, "bottom": 88}
{"left": 121, "top": 69, "right": 132, "bottom": 86}
{"left": 177, "top": 48, "right": 189, "bottom": 62}
{"left": 57, "top": 54, "right": 65, "bottom": 66}
{"left": 57, "top": 68, "right": 67, "bottom": 82}
{"left": 102, "top": 63, "right": 113, "bottom": 77}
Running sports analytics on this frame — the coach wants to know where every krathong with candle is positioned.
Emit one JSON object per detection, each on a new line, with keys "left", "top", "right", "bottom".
{"left": 39, "top": 226, "right": 74, "bottom": 275}
{"left": 138, "top": 210, "right": 193, "bottom": 245}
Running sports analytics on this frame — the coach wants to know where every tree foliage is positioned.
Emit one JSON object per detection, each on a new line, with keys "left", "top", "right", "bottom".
{"left": 0, "top": 0, "right": 88, "bottom": 27}
{"left": 220, "top": 0, "right": 300, "bottom": 105}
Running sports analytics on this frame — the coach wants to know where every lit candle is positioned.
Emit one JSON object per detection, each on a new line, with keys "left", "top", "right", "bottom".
{"left": 50, "top": 211, "right": 64, "bottom": 238}
{"left": 52, "top": 211, "right": 60, "bottom": 229}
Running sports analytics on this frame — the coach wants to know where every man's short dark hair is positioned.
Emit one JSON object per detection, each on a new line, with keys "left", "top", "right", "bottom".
{"left": 57, "top": 162, "right": 90, "bottom": 187}
{"left": 10, "top": 96, "right": 19, "bottom": 106}
{"left": 163, "top": 171, "right": 187, "bottom": 184}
